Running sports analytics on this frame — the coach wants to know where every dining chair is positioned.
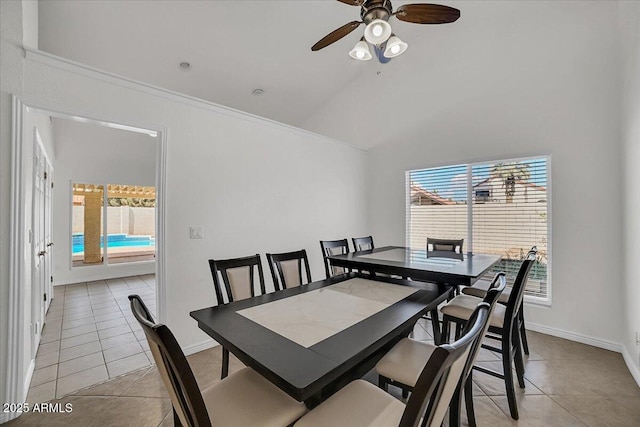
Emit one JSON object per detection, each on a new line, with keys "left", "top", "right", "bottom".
{"left": 427, "top": 237, "right": 464, "bottom": 253}
{"left": 461, "top": 246, "right": 537, "bottom": 355}
{"left": 352, "top": 235, "right": 374, "bottom": 251}
{"left": 293, "top": 302, "right": 490, "bottom": 427}
{"left": 266, "top": 249, "right": 312, "bottom": 291}
{"left": 128, "top": 295, "right": 307, "bottom": 427}
{"left": 426, "top": 237, "right": 464, "bottom": 261}
{"left": 208, "top": 254, "right": 266, "bottom": 378}
{"left": 375, "top": 273, "right": 506, "bottom": 427}
{"left": 440, "top": 248, "right": 537, "bottom": 420}
{"left": 319, "top": 239, "right": 350, "bottom": 279}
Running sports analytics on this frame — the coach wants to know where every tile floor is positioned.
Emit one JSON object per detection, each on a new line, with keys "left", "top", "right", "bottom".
{"left": 26, "top": 275, "right": 157, "bottom": 402}
{"left": 10, "top": 292, "right": 640, "bottom": 426}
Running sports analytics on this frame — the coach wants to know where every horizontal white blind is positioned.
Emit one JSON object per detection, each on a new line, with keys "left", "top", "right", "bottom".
{"left": 472, "top": 159, "right": 548, "bottom": 299}
{"left": 407, "top": 158, "right": 549, "bottom": 300}
{"left": 408, "top": 164, "right": 468, "bottom": 251}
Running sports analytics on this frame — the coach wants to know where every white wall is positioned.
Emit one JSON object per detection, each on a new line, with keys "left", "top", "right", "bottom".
{"left": 51, "top": 118, "right": 157, "bottom": 285}
{"left": 0, "top": 0, "right": 26, "bottom": 419}
{"left": 20, "top": 53, "right": 368, "bottom": 352}
{"left": 620, "top": 0, "right": 640, "bottom": 382}
{"left": 365, "top": 3, "right": 624, "bottom": 348}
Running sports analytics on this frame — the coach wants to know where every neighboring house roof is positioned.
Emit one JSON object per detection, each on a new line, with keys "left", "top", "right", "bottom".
{"left": 410, "top": 184, "right": 455, "bottom": 205}
{"left": 473, "top": 176, "right": 546, "bottom": 192}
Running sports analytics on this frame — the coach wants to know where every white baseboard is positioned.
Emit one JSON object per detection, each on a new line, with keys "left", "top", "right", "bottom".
{"left": 622, "top": 345, "right": 640, "bottom": 387}
{"left": 526, "top": 322, "right": 623, "bottom": 353}
{"left": 183, "top": 339, "right": 219, "bottom": 356}
{"left": 23, "top": 358, "right": 35, "bottom": 401}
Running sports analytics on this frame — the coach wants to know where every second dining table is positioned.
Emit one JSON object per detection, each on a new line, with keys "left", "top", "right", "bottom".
{"left": 190, "top": 272, "right": 449, "bottom": 407}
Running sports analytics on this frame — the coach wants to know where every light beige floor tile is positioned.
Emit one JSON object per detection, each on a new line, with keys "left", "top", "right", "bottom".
{"left": 523, "top": 358, "right": 640, "bottom": 397}
{"left": 35, "top": 350, "right": 59, "bottom": 369}
{"left": 120, "top": 367, "right": 168, "bottom": 398}
{"left": 58, "top": 340, "right": 102, "bottom": 362}
{"left": 62, "top": 310, "right": 95, "bottom": 322}
{"left": 490, "top": 394, "right": 586, "bottom": 426}
{"left": 37, "top": 340, "right": 60, "bottom": 356}
{"left": 62, "top": 317, "right": 95, "bottom": 330}
{"left": 95, "top": 317, "right": 128, "bottom": 331}
{"left": 94, "top": 312, "right": 124, "bottom": 323}
{"left": 100, "top": 332, "right": 137, "bottom": 350}
{"left": 549, "top": 394, "right": 640, "bottom": 427}
{"left": 31, "top": 365, "right": 58, "bottom": 387}
{"left": 86, "top": 396, "right": 171, "bottom": 427}
{"left": 58, "top": 352, "right": 105, "bottom": 378}
{"left": 74, "top": 367, "right": 149, "bottom": 397}
{"left": 60, "top": 331, "right": 99, "bottom": 349}
{"left": 56, "top": 365, "right": 109, "bottom": 398}
{"left": 106, "top": 353, "right": 150, "bottom": 378}
{"left": 97, "top": 324, "right": 132, "bottom": 340}
{"left": 60, "top": 323, "right": 97, "bottom": 339}
{"left": 103, "top": 341, "right": 143, "bottom": 363}
{"left": 26, "top": 380, "right": 56, "bottom": 403}
{"left": 40, "top": 328, "right": 62, "bottom": 344}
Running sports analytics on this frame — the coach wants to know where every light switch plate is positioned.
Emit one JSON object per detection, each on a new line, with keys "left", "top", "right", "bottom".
{"left": 189, "top": 226, "right": 203, "bottom": 239}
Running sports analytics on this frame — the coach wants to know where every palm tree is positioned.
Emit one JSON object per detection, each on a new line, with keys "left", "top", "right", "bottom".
{"left": 491, "top": 162, "right": 531, "bottom": 203}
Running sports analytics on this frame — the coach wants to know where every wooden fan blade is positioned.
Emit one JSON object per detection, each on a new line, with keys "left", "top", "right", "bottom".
{"left": 395, "top": 4, "right": 460, "bottom": 24}
{"left": 336, "top": 0, "right": 364, "bottom": 5}
{"left": 311, "top": 21, "right": 362, "bottom": 51}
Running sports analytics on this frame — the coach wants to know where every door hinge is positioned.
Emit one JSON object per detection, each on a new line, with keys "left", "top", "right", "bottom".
{"left": 44, "top": 171, "right": 47, "bottom": 180}
{"left": 51, "top": 182, "right": 54, "bottom": 189}
{"left": 44, "top": 293, "right": 47, "bottom": 302}
{"left": 50, "top": 275, "right": 53, "bottom": 283}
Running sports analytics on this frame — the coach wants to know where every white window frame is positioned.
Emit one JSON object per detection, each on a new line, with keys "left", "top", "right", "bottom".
{"left": 406, "top": 155, "right": 552, "bottom": 306}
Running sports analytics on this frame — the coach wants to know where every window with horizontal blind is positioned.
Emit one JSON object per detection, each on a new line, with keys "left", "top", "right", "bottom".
{"left": 407, "top": 157, "right": 550, "bottom": 302}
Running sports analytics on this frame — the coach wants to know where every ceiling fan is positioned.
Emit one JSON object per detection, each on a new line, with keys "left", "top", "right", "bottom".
{"left": 311, "top": 0, "right": 460, "bottom": 62}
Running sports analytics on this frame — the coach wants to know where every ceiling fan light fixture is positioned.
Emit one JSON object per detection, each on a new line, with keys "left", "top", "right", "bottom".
{"left": 383, "top": 35, "right": 408, "bottom": 58}
{"left": 349, "top": 39, "right": 372, "bottom": 61}
{"left": 363, "top": 19, "right": 392, "bottom": 45}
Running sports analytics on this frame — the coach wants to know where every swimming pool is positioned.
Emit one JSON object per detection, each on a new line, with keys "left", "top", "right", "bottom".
{"left": 72, "top": 233, "right": 155, "bottom": 254}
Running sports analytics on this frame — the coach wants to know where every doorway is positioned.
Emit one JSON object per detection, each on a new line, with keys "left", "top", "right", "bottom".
{"left": 7, "top": 98, "right": 167, "bottom": 408}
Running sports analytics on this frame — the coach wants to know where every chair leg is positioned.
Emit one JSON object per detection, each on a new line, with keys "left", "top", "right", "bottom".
{"left": 455, "top": 322, "right": 463, "bottom": 340}
{"left": 430, "top": 308, "right": 442, "bottom": 344}
{"left": 402, "top": 388, "right": 409, "bottom": 399}
{"left": 501, "top": 331, "right": 519, "bottom": 420}
{"left": 464, "top": 373, "right": 477, "bottom": 427}
{"left": 378, "top": 375, "right": 388, "bottom": 392}
{"left": 441, "top": 316, "right": 451, "bottom": 344}
{"left": 512, "top": 327, "right": 526, "bottom": 389}
{"left": 519, "top": 305, "right": 530, "bottom": 356}
{"left": 221, "top": 347, "right": 229, "bottom": 379}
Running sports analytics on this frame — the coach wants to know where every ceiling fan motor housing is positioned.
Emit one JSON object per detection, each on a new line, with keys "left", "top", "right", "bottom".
{"left": 361, "top": 0, "right": 393, "bottom": 24}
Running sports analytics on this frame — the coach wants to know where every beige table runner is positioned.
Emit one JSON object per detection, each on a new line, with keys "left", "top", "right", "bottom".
{"left": 237, "top": 278, "right": 418, "bottom": 348}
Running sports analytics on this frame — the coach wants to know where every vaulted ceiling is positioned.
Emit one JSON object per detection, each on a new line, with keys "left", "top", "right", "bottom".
{"left": 38, "top": 1, "right": 620, "bottom": 149}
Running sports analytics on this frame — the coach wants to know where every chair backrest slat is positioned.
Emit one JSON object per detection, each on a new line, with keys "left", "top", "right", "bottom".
{"left": 319, "top": 239, "right": 350, "bottom": 279}
{"left": 208, "top": 254, "right": 266, "bottom": 304}
{"left": 266, "top": 249, "right": 312, "bottom": 291}
{"left": 427, "top": 238, "right": 464, "bottom": 253}
{"left": 129, "top": 295, "right": 211, "bottom": 427}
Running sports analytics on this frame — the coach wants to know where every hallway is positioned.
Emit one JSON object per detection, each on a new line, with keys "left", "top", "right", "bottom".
{"left": 27, "top": 275, "right": 156, "bottom": 402}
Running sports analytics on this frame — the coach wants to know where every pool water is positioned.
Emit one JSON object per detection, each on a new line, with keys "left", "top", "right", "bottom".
{"left": 72, "top": 233, "right": 155, "bottom": 254}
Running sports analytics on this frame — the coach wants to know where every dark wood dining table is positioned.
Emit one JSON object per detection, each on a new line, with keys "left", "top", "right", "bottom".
{"left": 327, "top": 246, "right": 502, "bottom": 342}
{"left": 190, "top": 273, "right": 449, "bottom": 407}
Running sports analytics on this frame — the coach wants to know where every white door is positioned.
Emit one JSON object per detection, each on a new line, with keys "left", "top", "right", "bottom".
{"left": 44, "top": 161, "right": 54, "bottom": 311}
{"left": 31, "top": 134, "right": 50, "bottom": 358}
